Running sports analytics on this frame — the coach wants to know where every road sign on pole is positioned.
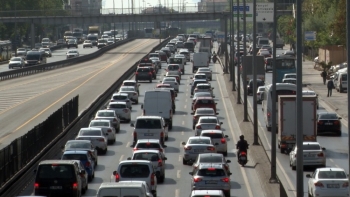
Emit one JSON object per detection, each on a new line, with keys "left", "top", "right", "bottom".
{"left": 232, "top": 3, "right": 274, "bottom": 22}
{"left": 305, "top": 31, "right": 316, "bottom": 41}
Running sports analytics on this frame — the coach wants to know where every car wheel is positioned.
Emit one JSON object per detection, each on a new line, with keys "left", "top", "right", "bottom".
{"left": 103, "top": 148, "right": 108, "bottom": 155}
{"left": 165, "top": 135, "right": 168, "bottom": 141}
{"left": 224, "top": 191, "right": 231, "bottom": 197}
{"left": 135, "top": 100, "right": 138, "bottom": 104}
{"left": 182, "top": 158, "right": 187, "bottom": 165}
{"left": 82, "top": 184, "right": 86, "bottom": 194}
{"left": 159, "top": 173, "right": 165, "bottom": 183}
{"left": 223, "top": 151, "right": 228, "bottom": 156}
{"left": 169, "top": 122, "right": 173, "bottom": 130}
{"left": 291, "top": 163, "right": 296, "bottom": 170}
{"left": 149, "top": 79, "right": 152, "bottom": 83}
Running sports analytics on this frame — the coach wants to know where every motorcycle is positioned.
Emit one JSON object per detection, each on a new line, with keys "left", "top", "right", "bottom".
{"left": 238, "top": 151, "right": 248, "bottom": 166}
{"left": 212, "top": 55, "right": 217, "bottom": 63}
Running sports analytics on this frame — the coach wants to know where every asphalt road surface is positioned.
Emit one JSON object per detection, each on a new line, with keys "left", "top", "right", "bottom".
{"left": 15, "top": 42, "right": 268, "bottom": 197}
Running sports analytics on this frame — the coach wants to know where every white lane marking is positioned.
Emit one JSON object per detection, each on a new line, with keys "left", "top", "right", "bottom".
{"left": 175, "top": 189, "right": 180, "bottom": 197}
{"left": 186, "top": 88, "right": 188, "bottom": 91}
{"left": 185, "top": 99, "right": 188, "bottom": 102}
{"left": 119, "top": 155, "right": 124, "bottom": 162}
{"left": 182, "top": 121, "right": 185, "bottom": 125}
{"left": 216, "top": 65, "right": 253, "bottom": 197}
{"left": 179, "top": 155, "right": 182, "bottom": 162}
{"left": 181, "top": 131, "right": 184, "bottom": 135}
{"left": 177, "top": 170, "right": 181, "bottom": 179}
{"left": 126, "top": 142, "right": 130, "bottom": 148}
{"left": 186, "top": 93, "right": 188, "bottom": 97}
{"left": 184, "top": 105, "right": 187, "bottom": 109}
{"left": 329, "top": 159, "right": 340, "bottom": 168}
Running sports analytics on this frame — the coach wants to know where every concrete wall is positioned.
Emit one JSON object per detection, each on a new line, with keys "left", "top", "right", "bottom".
{"left": 319, "top": 45, "right": 347, "bottom": 65}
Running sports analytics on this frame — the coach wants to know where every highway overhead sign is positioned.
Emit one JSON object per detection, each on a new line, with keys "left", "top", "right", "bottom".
{"left": 232, "top": 3, "right": 274, "bottom": 22}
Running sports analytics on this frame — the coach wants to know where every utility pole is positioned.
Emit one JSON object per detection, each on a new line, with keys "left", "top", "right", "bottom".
{"left": 229, "top": 0, "right": 233, "bottom": 82}
{"left": 243, "top": 0, "right": 248, "bottom": 121}
{"left": 113, "top": 0, "right": 116, "bottom": 42}
{"left": 236, "top": 0, "right": 241, "bottom": 103}
{"left": 252, "top": 0, "right": 259, "bottom": 145}
{"left": 14, "top": 0, "right": 18, "bottom": 56}
{"left": 347, "top": 0, "right": 350, "bottom": 194}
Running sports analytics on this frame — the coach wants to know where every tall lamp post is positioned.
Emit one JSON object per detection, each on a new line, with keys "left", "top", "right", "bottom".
{"left": 113, "top": 0, "right": 116, "bottom": 42}
{"left": 14, "top": 0, "right": 18, "bottom": 56}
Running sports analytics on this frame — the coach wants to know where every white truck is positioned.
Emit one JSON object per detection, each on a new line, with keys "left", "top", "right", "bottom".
{"left": 142, "top": 90, "right": 173, "bottom": 130}
{"left": 278, "top": 95, "right": 317, "bottom": 153}
{"left": 192, "top": 52, "right": 209, "bottom": 73}
{"left": 169, "top": 57, "right": 185, "bottom": 74}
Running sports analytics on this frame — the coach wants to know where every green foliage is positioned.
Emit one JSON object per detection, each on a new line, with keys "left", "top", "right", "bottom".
{"left": 319, "top": 61, "right": 332, "bottom": 72}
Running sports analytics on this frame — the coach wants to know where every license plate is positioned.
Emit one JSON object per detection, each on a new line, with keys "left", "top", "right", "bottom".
{"left": 205, "top": 180, "right": 218, "bottom": 184}
{"left": 144, "top": 133, "right": 154, "bottom": 136}
{"left": 50, "top": 186, "right": 62, "bottom": 189}
{"left": 240, "top": 156, "right": 246, "bottom": 160}
{"left": 327, "top": 184, "right": 340, "bottom": 188}
{"left": 193, "top": 149, "right": 204, "bottom": 153}
{"left": 304, "top": 154, "right": 314, "bottom": 157}
{"left": 325, "top": 123, "right": 333, "bottom": 125}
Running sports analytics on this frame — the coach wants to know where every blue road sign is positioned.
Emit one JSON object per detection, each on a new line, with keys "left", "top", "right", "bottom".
{"left": 305, "top": 31, "right": 316, "bottom": 41}
{"left": 233, "top": 6, "right": 249, "bottom": 12}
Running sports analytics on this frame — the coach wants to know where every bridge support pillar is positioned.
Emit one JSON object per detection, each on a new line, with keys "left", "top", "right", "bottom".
{"left": 31, "top": 22, "right": 35, "bottom": 49}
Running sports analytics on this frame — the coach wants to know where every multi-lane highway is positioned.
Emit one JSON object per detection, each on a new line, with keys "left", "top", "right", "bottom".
{"left": 11, "top": 40, "right": 270, "bottom": 196}
{"left": 0, "top": 44, "right": 98, "bottom": 73}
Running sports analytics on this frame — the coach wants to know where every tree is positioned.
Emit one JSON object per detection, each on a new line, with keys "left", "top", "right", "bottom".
{"left": 331, "top": 0, "right": 346, "bottom": 46}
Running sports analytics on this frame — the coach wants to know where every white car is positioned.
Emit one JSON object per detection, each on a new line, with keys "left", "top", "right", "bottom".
{"left": 306, "top": 167, "right": 348, "bottom": 197}
{"left": 257, "top": 86, "right": 265, "bottom": 104}
{"left": 200, "top": 130, "right": 229, "bottom": 156}
{"left": 190, "top": 73, "right": 208, "bottom": 82}
{"left": 193, "top": 83, "right": 214, "bottom": 97}
{"left": 128, "top": 150, "right": 167, "bottom": 183}
{"left": 181, "top": 136, "right": 217, "bottom": 165}
{"left": 88, "top": 119, "right": 116, "bottom": 144}
{"left": 160, "top": 77, "right": 179, "bottom": 92}
{"left": 190, "top": 190, "right": 225, "bottom": 197}
{"left": 94, "top": 110, "right": 121, "bottom": 132}
{"left": 76, "top": 128, "right": 108, "bottom": 154}
{"left": 83, "top": 40, "right": 93, "bottom": 48}
{"left": 149, "top": 57, "right": 161, "bottom": 69}
{"left": 194, "top": 116, "right": 223, "bottom": 136}
{"left": 289, "top": 142, "right": 326, "bottom": 170}
{"left": 107, "top": 38, "right": 114, "bottom": 45}
{"left": 66, "top": 49, "right": 79, "bottom": 59}
{"left": 8, "top": 57, "right": 25, "bottom": 69}
{"left": 196, "top": 67, "right": 212, "bottom": 81}
{"left": 283, "top": 73, "right": 297, "bottom": 79}
{"left": 106, "top": 101, "right": 131, "bottom": 122}
{"left": 118, "top": 86, "right": 139, "bottom": 104}
{"left": 110, "top": 93, "right": 132, "bottom": 109}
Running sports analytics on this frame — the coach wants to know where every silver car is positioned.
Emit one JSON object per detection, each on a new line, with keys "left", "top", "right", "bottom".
{"left": 118, "top": 86, "right": 139, "bottom": 104}
{"left": 191, "top": 73, "right": 208, "bottom": 82}
{"left": 289, "top": 142, "right": 326, "bottom": 170}
{"left": 200, "top": 130, "right": 229, "bottom": 156}
{"left": 191, "top": 108, "right": 218, "bottom": 129}
{"left": 166, "top": 64, "right": 182, "bottom": 76}
{"left": 192, "top": 153, "right": 231, "bottom": 173}
{"left": 303, "top": 90, "right": 319, "bottom": 109}
{"left": 257, "top": 86, "right": 265, "bottom": 104}
{"left": 194, "top": 116, "right": 223, "bottom": 136}
{"left": 128, "top": 150, "right": 167, "bottom": 183}
{"left": 76, "top": 128, "right": 108, "bottom": 154}
{"left": 193, "top": 83, "right": 214, "bottom": 97}
{"left": 161, "top": 77, "right": 179, "bottom": 92}
{"left": 189, "top": 163, "right": 232, "bottom": 197}
{"left": 106, "top": 102, "right": 131, "bottom": 122}
{"left": 41, "top": 48, "right": 52, "bottom": 57}
{"left": 196, "top": 67, "right": 213, "bottom": 81}
{"left": 110, "top": 93, "right": 132, "bottom": 109}
{"left": 94, "top": 110, "right": 120, "bottom": 132}
{"left": 62, "top": 140, "right": 98, "bottom": 165}
{"left": 190, "top": 190, "right": 225, "bottom": 197}
{"left": 8, "top": 57, "right": 25, "bottom": 69}
{"left": 182, "top": 136, "right": 217, "bottom": 165}
{"left": 89, "top": 120, "right": 116, "bottom": 144}
{"left": 150, "top": 57, "right": 161, "bottom": 69}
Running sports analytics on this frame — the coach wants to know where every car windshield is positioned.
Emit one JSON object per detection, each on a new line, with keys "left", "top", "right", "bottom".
{"left": 90, "top": 121, "right": 110, "bottom": 127}
{"left": 199, "top": 155, "right": 223, "bottom": 163}
{"left": 188, "top": 139, "right": 211, "bottom": 144}
{"left": 120, "top": 87, "right": 134, "bottom": 91}
{"left": 123, "top": 82, "right": 136, "bottom": 86}
{"left": 62, "top": 154, "right": 88, "bottom": 160}
{"left": 108, "top": 104, "right": 126, "bottom": 109}
{"left": 135, "top": 119, "right": 162, "bottom": 129}
{"left": 136, "top": 143, "right": 161, "bottom": 149}
{"left": 197, "top": 169, "right": 225, "bottom": 176}
{"left": 11, "top": 57, "right": 22, "bottom": 61}
{"left": 319, "top": 113, "right": 338, "bottom": 119}
{"left": 318, "top": 171, "right": 347, "bottom": 179}
{"left": 133, "top": 153, "right": 160, "bottom": 161}
{"left": 37, "top": 164, "right": 74, "bottom": 179}
{"left": 120, "top": 164, "right": 150, "bottom": 178}
{"left": 302, "top": 144, "right": 321, "bottom": 150}
{"left": 97, "top": 111, "right": 115, "bottom": 117}
{"left": 80, "top": 130, "right": 101, "bottom": 136}
{"left": 65, "top": 142, "right": 90, "bottom": 149}
{"left": 199, "top": 118, "right": 218, "bottom": 123}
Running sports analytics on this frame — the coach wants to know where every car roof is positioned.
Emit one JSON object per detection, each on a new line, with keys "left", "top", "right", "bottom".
{"left": 97, "top": 109, "right": 115, "bottom": 113}
{"left": 119, "top": 160, "right": 152, "bottom": 164}
{"left": 136, "top": 116, "right": 162, "bottom": 120}
{"left": 196, "top": 97, "right": 214, "bottom": 100}
{"left": 198, "top": 153, "right": 224, "bottom": 157}
{"left": 197, "top": 83, "right": 210, "bottom": 86}
{"left": 113, "top": 92, "right": 129, "bottom": 96}
{"left": 80, "top": 127, "right": 102, "bottom": 131}
{"left": 196, "top": 108, "right": 214, "bottom": 111}
{"left": 109, "top": 101, "right": 127, "bottom": 105}
{"left": 90, "top": 119, "right": 110, "bottom": 123}
{"left": 318, "top": 167, "right": 345, "bottom": 172}
{"left": 137, "top": 139, "right": 161, "bottom": 143}
{"left": 120, "top": 86, "right": 135, "bottom": 88}
{"left": 198, "top": 163, "right": 224, "bottom": 169}
{"left": 188, "top": 136, "right": 211, "bottom": 140}
{"left": 194, "top": 73, "right": 207, "bottom": 76}
{"left": 199, "top": 116, "right": 218, "bottom": 119}
{"left": 301, "top": 142, "right": 320, "bottom": 145}
{"left": 99, "top": 182, "right": 144, "bottom": 188}
{"left": 39, "top": 160, "right": 76, "bottom": 165}
{"left": 191, "top": 190, "right": 224, "bottom": 195}
{"left": 201, "top": 129, "right": 223, "bottom": 134}
{"left": 66, "top": 140, "right": 91, "bottom": 143}
{"left": 317, "top": 112, "right": 337, "bottom": 115}
{"left": 133, "top": 150, "right": 160, "bottom": 154}
{"left": 63, "top": 150, "right": 88, "bottom": 154}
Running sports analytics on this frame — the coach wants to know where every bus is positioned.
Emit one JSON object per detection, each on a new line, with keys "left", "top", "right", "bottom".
{"left": 144, "top": 28, "right": 153, "bottom": 38}
{"left": 262, "top": 83, "right": 296, "bottom": 131}
{"left": 275, "top": 55, "right": 296, "bottom": 83}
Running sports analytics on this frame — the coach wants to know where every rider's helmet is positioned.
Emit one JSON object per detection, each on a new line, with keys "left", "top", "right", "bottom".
{"left": 240, "top": 135, "right": 244, "bottom": 140}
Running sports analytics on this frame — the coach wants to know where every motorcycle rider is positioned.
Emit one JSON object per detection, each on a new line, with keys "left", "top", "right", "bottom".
{"left": 212, "top": 51, "right": 217, "bottom": 63}
{"left": 236, "top": 135, "right": 249, "bottom": 162}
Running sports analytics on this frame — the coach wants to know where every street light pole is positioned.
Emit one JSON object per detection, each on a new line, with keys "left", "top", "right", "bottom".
{"left": 243, "top": 0, "right": 248, "bottom": 121}
{"left": 113, "top": 0, "right": 116, "bottom": 42}
{"left": 236, "top": 0, "right": 241, "bottom": 104}
{"left": 14, "top": 0, "right": 18, "bottom": 56}
{"left": 347, "top": 0, "right": 350, "bottom": 194}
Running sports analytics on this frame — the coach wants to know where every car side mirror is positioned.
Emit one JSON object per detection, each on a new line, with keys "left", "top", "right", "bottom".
{"left": 220, "top": 122, "right": 223, "bottom": 125}
{"left": 190, "top": 77, "right": 193, "bottom": 79}
{"left": 127, "top": 157, "right": 131, "bottom": 160}
{"left": 228, "top": 172, "right": 232, "bottom": 176}
{"left": 130, "top": 123, "right": 134, "bottom": 127}
{"left": 214, "top": 143, "right": 219, "bottom": 146}
{"left": 159, "top": 80, "right": 162, "bottom": 83}
{"left": 182, "top": 142, "right": 186, "bottom": 145}
{"left": 164, "top": 75, "right": 166, "bottom": 76}
{"left": 141, "top": 104, "right": 143, "bottom": 109}
{"left": 215, "top": 103, "right": 217, "bottom": 105}
{"left": 189, "top": 83, "right": 192, "bottom": 85}
{"left": 216, "top": 113, "right": 219, "bottom": 115}
{"left": 113, "top": 171, "right": 117, "bottom": 175}
{"left": 105, "top": 133, "right": 108, "bottom": 135}
{"left": 189, "top": 172, "right": 193, "bottom": 175}
{"left": 212, "top": 87, "right": 214, "bottom": 89}
{"left": 339, "top": 117, "right": 342, "bottom": 119}
{"left": 306, "top": 174, "right": 311, "bottom": 178}
{"left": 322, "top": 147, "right": 326, "bottom": 150}
{"left": 164, "top": 157, "right": 167, "bottom": 160}
{"left": 190, "top": 112, "right": 194, "bottom": 115}
{"left": 226, "top": 160, "right": 231, "bottom": 163}
{"left": 80, "top": 169, "right": 86, "bottom": 174}
{"left": 225, "top": 135, "right": 228, "bottom": 138}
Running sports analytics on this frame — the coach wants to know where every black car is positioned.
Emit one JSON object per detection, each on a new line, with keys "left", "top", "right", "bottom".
{"left": 135, "top": 67, "right": 153, "bottom": 83}
{"left": 317, "top": 112, "right": 342, "bottom": 136}
{"left": 247, "top": 79, "right": 265, "bottom": 95}
{"left": 67, "top": 40, "right": 78, "bottom": 48}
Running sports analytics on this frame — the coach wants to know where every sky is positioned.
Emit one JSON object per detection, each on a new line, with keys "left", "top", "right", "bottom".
{"left": 103, "top": 0, "right": 200, "bottom": 9}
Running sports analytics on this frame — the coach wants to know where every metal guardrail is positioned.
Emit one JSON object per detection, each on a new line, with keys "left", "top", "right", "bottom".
{"left": 0, "top": 37, "right": 172, "bottom": 197}
{"left": 0, "top": 39, "right": 133, "bottom": 81}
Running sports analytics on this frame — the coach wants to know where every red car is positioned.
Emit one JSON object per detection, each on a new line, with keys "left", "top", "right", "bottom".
{"left": 192, "top": 97, "right": 217, "bottom": 113}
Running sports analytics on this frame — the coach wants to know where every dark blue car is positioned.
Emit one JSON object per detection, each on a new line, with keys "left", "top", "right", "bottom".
{"left": 61, "top": 150, "right": 95, "bottom": 181}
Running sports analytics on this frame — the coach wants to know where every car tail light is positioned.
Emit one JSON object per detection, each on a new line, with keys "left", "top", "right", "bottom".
{"left": 113, "top": 118, "right": 117, "bottom": 122}
{"left": 317, "top": 152, "right": 324, "bottom": 157}
{"left": 158, "top": 148, "right": 163, "bottom": 152}
{"left": 73, "top": 182, "right": 78, "bottom": 189}
{"left": 196, "top": 125, "right": 202, "bottom": 129}
{"left": 107, "top": 129, "right": 112, "bottom": 133}
{"left": 85, "top": 161, "right": 91, "bottom": 167}
{"left": 148, "top": 72, "right": 152, "bottom": 75}
{"left": 317, "top": 121, "right": 323, "bottom": 125}
{"left": 34, "top": 183, "right": 39, "bottom": 189}
{"left": 123, "top": 109, "right": 129, "bottom": 113}
{"left": 115, "top": 172, "right": 120, "bottom": 182}
{"left": 314, "top": 182, "right": 324, "bottom": 187}
{"left": 135, "top": 72, "right": 139, "bottom": 75}
{"left": 98, "top": 138, "right": 105, "bottom": 142}
{"left": 221, "top": 177, "right": 230, "bottom": 182}
{"left": 158, "top": 159, "right": 163, "bottom": 167}
{"left": 215, "top": 125, "right": 221, "bottom": 129}
{"left": 133, "top": 131, "right": 137, "bottom": 138}
{"left": 207, "top": 147, "right": 215, "bottom": 151}
{"left": 221, "top": 138, "right": 226, "bottom": 144}
{"left": 143, "top": 110, "right": 145, "bottom": 115}
{"left": 160, "top": 132, "right": 164, "bottom": 138}
{"left": 240, "top": 151, "right": 247, "bottom": 156}
{"left": 193, "top": 177, "right": 202, "bottom": 182}
{"left": 151, "top": 173, "right": 155, "bottom": 185}
{"left": 133, "top": 148, "right": 138, "bottom": 151}
{"left": 342, "top": 182, "right": 349, "bottom": 187}
{"left": 207, "top": 167, "right": 215, "bottom": 171}
{"left": 334, "top": 120, "right": 340, "bottom": 125}
{"left": 184, "top": 146, "right": 192, "bottom": 150}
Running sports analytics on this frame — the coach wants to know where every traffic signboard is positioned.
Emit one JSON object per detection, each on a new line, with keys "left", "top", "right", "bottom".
{"left": 232, "top": 3, "right": 274, "bottom": 22}
{"left": 305, "top": 31, "right": 316, "bottom": 41}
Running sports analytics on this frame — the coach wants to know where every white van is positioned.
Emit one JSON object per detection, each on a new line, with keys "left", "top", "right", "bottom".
{"left": 96, "top": 182, "right": 152, "bottom": 197}
{"left": 333, "top": 68, "right": 347, "bottom": 93}
{"left": 131, "top": 116, "right": 168, "bottom": 144}
{"left": 192, "top": 52, "right": 209, "bottom": 73}
{"left": 257, "top": 37, "right": 269, "bottom": 48}
{"left": 142, "top": 90, "right": 173, "bottom": 129}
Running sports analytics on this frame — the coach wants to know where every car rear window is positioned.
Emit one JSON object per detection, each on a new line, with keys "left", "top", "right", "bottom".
{"left": 199, "top": 156, "right": 223, "bottom": 163}
{"left": 62, "top": 154, "right": 88, "bottom": 160}
{"left": 197, "top": 85, "right": 210, "bottom": 89}
{"left": 80, "top": 130, "right": 101, "bottom": 136}
{"left": 197, "top": 99, "right": 214, "bottom": 104}
{"left": 188, "top": 139, "right": 211, "bottom": 144}
{"left": 195, "top": 75, "right": 207, "bottom": 80}
{"left": 135, "top": 119, "right": 162, "bottom": 129}
{"left": 97, "top": 112, "right": 115, "bottom": 117}
{"left": 303, "top": 144, "right": 321, "bottom": 150}
{"left": 137, "top": 68, "right": 150, "bottom": 72}
{"left": 133, "top": 153, "right": 160, "bottom": 161}
{"left": 113, "top": 95, "right": 128, "bottom": 100}
{"left": 136, "top": 143, "right": 161, "bottom": 149}
{"left": 197, "top": 169, "right": 225, "bottom": 176}
{"left": 65, "top": 142, "right": 90, "bottom": 149}
{"left": 201, "top": 133, "right": 223, "bottom": 139}
{"left": 123, "top": 82, "right": 135, "bottom": 86}
{"left": 108, "top": 104, "right": 126, "bottom": 108}
{"left": 199, "top": 119, "right": 218, "bottom": 123}
{"left": 319, "top": 114, "right": 338, "bottom": 119}
{"left": 168, "top": 65, "right": 179, "bottom": 70}
{"left": 197, "top": 109, "right": 214, "bottom": 114}
{"left": 90, "top": 121, "right": 110, "bottom": 127}
{"left": 318, "top": 171, "right": 347, "bottom": 179}
{"left": 120, "top": 164, "right": 150, "bottom": 178}
{"left": 37, "top": 164, "right": 74, "bottom": 179}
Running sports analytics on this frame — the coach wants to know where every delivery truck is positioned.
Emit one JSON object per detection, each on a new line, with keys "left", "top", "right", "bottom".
{"left": 278, "top": 95, "right": 317, "bottom": 153}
